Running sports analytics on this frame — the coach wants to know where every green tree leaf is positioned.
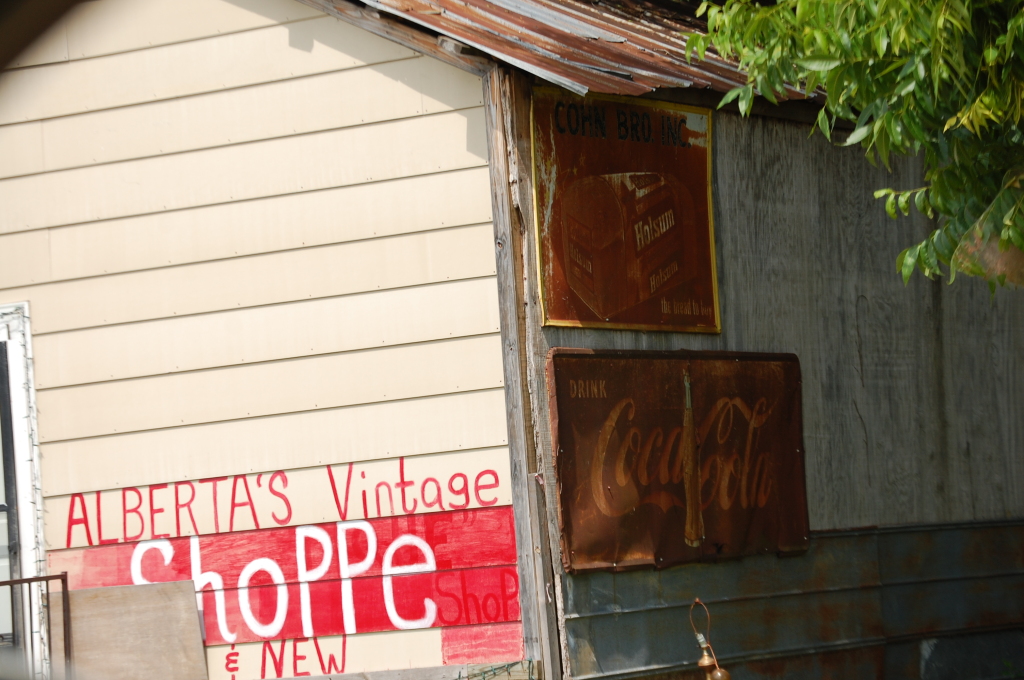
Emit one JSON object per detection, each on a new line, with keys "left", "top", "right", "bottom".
{"left": 688, "top": 0, "right": 1024, "bottom": 286}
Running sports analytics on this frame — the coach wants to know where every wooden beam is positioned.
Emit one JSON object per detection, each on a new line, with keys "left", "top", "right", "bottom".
{"left": 294, "top": 0, "right": 491, "bottom": 76}
{"left": 483, "top": 64, "right": 562, "bottom": 680}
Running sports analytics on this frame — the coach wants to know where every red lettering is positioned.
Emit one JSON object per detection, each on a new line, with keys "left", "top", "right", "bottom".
{"left": 66, "top": 493, "right": 93, "bottom": 548}
{"left": 501, "top": 568, "right": 519, "bottom": 620}
{"left": 292, "top": 638, "right": 311, "bottom": 676}
{"left": 448, "top": 473, "right": 469, "bottom": 510}
{"left": 199, "top": 477, "right": 228, "bottom": 533}
{"left": 261, "top": 639, "right": 286, "bottom": 679}
{"left": 395, "top": 457, "right": 417, "bottom": 514}
{"left": 421, "top": 478, "right": 443, "bottom": 510}
{"left": 312, "top": 637, "right": 344, "bottom": 674}
{"left": 374, "top": 482, "right": 393, "bottom": 517}
{"left": 229, "top": 475, "right": 260, "bottom": 532}
{"left": 95, "top": 491, "right": 118, "bottom": 545}
{"left": 473, "top": 470, "right": 499, "bottom": 506}
{"left": 326, "top": 464, "right": 353, "bottom": 521}
{"left": 225, "top": 645, "right": 239, "bottom": 673}
{"left": 175, "top": 481, "right": 199, "bottom": 536}
{"left": 122, "top": 487, "right": 144, "bottom": 542}
{"left": 149, "top": 484, "right": 170, "bottom": 540}
{"left": 461, "top": 569, "right": 480, "bottom": 623}
{"left": 268, "top": 471, "right": 293, "bottom": 526}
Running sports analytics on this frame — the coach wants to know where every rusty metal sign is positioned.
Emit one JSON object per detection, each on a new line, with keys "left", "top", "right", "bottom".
{"left": 547, "top": 348, "right": 809, "bottom": 573}
{"left": 532, "top": 87, "right": 720, "bottom": 333}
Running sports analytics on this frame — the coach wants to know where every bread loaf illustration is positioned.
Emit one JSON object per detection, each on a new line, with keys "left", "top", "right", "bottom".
{"left": 560, "top": 172, "right": 696, "bottom": 319}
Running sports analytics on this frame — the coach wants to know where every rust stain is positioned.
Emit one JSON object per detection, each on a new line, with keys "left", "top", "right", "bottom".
{"left": 355, "top": 0, "right": 768, "bottom": 95}
{"left": 547, "top": 348, "right": 809, "bottom": 573}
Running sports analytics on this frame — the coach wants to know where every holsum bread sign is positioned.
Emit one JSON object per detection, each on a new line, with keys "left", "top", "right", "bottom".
{"left": 532, "top": 87, "right": 720, "bottom": 333}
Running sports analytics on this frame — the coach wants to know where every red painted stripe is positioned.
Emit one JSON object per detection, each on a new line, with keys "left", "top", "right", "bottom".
{"left": 50, "top": 507, "right": 517, "bottom": 590}
{"left": 441, "top": 622, "right": 524, "bottom": 665}
{"left": 200, "top": 565, "right": 521, "bottom": 645}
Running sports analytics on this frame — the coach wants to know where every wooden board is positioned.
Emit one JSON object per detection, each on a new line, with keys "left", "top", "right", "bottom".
{"left": 0, "top": 167, "right": 491, "bottom": 289}
{"left": 0, "top": 223, "right": 496, "bottom": 334}
{"left": 48, "top": 580, "right": 206, "bottom": 680}
{"left": 0, "top": 229, "right": 50, "bottom": 290}
{"left": 4, "top": 14, "right": 69, "bottom": 69}
{"left": 33, "top": 277, "right": 500, "bottom": 388}
{"left": 0, "top": 122, "right": 44, "bottom": 179}
{"left": 37, "top": 333, "right": 503, "bottom": 442}
{"left": 0, "top": 16, "right": 414, "bottom": 126}
{"left": 49, "top": 506, "right": 521, "bottom": 643}
{"left": 46, "top": 447, "right": 514, "bottom": 549}
{"left": 61, "top": 0, "right": 324, "bottom": 60}
{"left": 0, "top": 56, "right": 483, "bottom": 180}
{"left": 0, "top": 109, "right": 487, "bottom": 234}
{"left": 40, "top": 389, "right": 509, "bottom": 497}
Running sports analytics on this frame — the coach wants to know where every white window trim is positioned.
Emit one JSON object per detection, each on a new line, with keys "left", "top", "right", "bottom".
{"left": 0, "top": 302, "right": 47, "bottom": 678}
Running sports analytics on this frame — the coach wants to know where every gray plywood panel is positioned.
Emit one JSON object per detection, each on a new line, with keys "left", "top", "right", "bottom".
{"left": 49, "top": 580, "right": 206, "bottom": 680}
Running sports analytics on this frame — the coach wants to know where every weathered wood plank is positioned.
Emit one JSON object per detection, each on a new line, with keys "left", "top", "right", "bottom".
{"left": 483, "top": 65, "right": 558, "bottom": 678}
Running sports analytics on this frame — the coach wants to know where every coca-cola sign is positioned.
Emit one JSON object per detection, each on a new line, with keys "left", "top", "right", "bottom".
{"left": 547, "top": 348, "right": 808, "bottom": 572}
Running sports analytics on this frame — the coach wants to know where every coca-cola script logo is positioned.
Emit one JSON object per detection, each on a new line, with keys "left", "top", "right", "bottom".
{"left": 587, "top": 394, "right": 776, "bottom": 546}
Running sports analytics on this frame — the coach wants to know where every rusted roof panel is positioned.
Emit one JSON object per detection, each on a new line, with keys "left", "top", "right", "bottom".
{"left": 356, "top": 0, "right": 750, "bottom": 95}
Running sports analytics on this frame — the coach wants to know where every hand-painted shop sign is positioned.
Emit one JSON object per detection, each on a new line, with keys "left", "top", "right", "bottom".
{"left": 47, "top": 450, "right": 524, "bottom": 678}
{"left": 531, "top": 87, "right": 720, "bottom": 333}
{"left": 547, "top": 349, "right": 808, "bottom": 573}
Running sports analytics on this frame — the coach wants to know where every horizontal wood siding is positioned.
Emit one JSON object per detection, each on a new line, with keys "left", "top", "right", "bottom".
{"left": 0, "top": 167, "right": 492, "bottom": 289}
{"left": 0, "top": 16, "right": 415, "bottom": 125}
{"left": 41, "top": 389, "right": 509, "bottom": 496}
{"left": 4, "top": 3, "right": 516, "bottom": 671}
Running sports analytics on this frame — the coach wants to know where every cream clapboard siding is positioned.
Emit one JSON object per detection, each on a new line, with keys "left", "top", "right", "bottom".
{"left": 0, "top": 0, "right": 505, "bottom": 572}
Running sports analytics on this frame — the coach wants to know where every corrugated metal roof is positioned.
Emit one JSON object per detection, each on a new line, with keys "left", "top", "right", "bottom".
{"left": 355, "top": 0, "right": 751, "bottom": 95}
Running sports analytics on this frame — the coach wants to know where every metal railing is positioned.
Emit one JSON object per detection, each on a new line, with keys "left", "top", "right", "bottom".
{"left": 0, "top": 572, "right": 71, "bottom": 680}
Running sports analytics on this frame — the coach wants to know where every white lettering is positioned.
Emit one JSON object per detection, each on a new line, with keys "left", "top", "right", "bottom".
{"left": 295, "top": 525, "right": 333, "bottom": 638}
{"left": 337, "top": 520, "right": 377, "bottom": 635}
{"left": 237, "top": 558, "right": 288, "bottom": 638}
{"left": 381, "top": 535, "right": 437, "bottom": 630}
